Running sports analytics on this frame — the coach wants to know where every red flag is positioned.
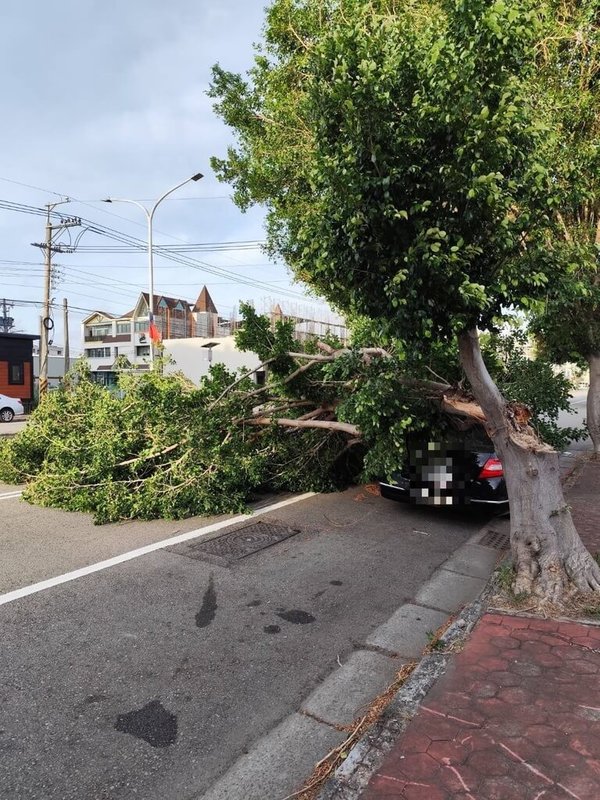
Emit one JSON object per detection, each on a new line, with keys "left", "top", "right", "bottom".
{"left": 148, "top": 322, "right": 161, "bottom": 343}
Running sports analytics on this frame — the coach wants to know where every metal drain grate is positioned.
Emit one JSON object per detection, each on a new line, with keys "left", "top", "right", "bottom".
{"left": 478, "top": 528, "right": 510, "bottom": 551}
{"left": 168, "top": 521, "right": 301, "bottom": 566}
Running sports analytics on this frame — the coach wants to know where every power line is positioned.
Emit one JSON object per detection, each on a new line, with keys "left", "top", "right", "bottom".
{"left": 0, "top": 196, "right": 331, "bottom": 306}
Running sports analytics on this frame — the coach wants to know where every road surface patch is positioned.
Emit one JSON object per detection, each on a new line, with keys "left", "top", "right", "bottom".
{"left": 115, "top": 700, "right": 178, "bottom": 748}
{"left": 0, "top": 492, "right": 315, "bottom": 607}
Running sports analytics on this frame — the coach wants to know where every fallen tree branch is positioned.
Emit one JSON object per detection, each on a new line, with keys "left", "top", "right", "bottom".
{"left": 207, "top": 358, "right": 276, "bottom": 410}
{"left": 287, "top": 347, "right": 392, "bottom": 361}
{"left": 441, "top": 393, "right": 487, "bottom": 423}
{"left": 250, "top": 400, "right": 316, "bottom": 418}
{"left": 297, "top": 407, "right": 327, "bottom": 421}
{"left": 425, "top": 365, "right": 452, "bottom": 385}
{"left": 117, "top": 441, "right": 181, "bottom": 467}
{"left": 316, "top": 341, "right": 336, "bottom": 355}
{"left": 245, "top": 360, "right": 324, "bottom": 399}
{"left": 243, "top": 417, "right": 361, "bottom": 436}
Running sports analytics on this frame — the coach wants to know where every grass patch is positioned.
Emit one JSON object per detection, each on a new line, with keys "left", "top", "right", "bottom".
{"left": 426, "top": 630, "right": 446, "bottom": 651}
{"left": 495, "top": 562, "right": 529, "bottom": 603}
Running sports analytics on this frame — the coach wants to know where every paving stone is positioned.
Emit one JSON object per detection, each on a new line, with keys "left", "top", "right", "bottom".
{"left": 366, "top": 603, "right": 448, "bottom": 656}
{"left": 414, "top": 570, "right": 486, "bottom": 613}
{"left": 353, "top": 462, "right": 600, "bottom": 800}
{"left": 361, "top": 612, "right": 600, "bottom": 799}
{"left": 301, "top": 650, "right": 402, "bottom": 727}
{"left": 441, "top": 543, "right": 501, "bottom": 579}
{"left": 199, "top": 712, "right": 344, "bottom": 800}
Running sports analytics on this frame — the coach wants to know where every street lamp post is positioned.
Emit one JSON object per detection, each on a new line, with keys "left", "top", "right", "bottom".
{"left": 103, "top": 172, "right": 203, "bottom": 364}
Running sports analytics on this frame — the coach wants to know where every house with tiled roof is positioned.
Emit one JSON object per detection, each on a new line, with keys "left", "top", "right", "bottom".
{"left": 82, "top": 287, "right": 347, "bottom": 387}
{"left": 81, "top": 286, "right": 221, "bottom": 385}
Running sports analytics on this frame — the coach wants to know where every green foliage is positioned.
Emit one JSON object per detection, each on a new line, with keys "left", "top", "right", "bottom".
{"left": 530, "top": 248, "right": 600, "bottom": 365}
{"left": 529, "top": 1, "right": 600, "bottom": 364}
{"left": 210, "top": 0, "right": 559, "bottom": 352}
{"left": 486, "top": 329, "right": 585, "bottom": 449}
{"left": 0, "top": 364, "right": 268, "bottom": 523}
{"left": 235, "top": 301, "right": 297, "bottom": 374}
{"left": 0, "top": 306, "right": 583, "bottom": 523}
{"left": 0, "top": 324, "right": 376, "bottom": 522}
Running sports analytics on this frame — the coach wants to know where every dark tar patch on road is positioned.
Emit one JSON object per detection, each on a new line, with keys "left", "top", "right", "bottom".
{"left": 263, "top": 625, "right": 281, "bottom": 634}
{"left": 276, "top": 609, "right": 316, "bottom": 625}
{"left": 83, "top": 694, "right": 107, "bottom": 705}
{"left": 115, "top": 700, "right": 178, "bottom": 748}
{"left": 196, "top": 574, "right": 217, "bottom": 628}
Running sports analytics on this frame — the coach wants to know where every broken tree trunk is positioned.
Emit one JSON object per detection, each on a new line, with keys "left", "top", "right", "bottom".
{"left": 587, "top": 353, "right": 600, "bottom": 456}
{"left": 458, "top": 327, "right": 600, "bottom": 601}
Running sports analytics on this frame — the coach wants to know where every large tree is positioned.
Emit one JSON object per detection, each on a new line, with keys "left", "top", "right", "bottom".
{"left": 209, "top": 0, "right": 600, "bottom": 599}
{"left": 529, "top": 0, "right": 600, "bottom": 454}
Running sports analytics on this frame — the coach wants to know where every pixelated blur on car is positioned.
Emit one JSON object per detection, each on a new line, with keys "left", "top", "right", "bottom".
{"left": 379, "top": 425, "right": 509, "bottom": 511}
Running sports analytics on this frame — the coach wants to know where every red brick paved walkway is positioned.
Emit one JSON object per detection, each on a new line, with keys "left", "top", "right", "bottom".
{"left": 362, "top": 613, "right": 600, "bottom": 800}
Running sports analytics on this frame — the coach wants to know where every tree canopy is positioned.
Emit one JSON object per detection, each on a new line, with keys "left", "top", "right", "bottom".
{"left": 209, "top": 0, "right": 600, "bottom": 599}
{"left": 210, "top": 0, "right": 559, "bottom": 349}
{"left": 528, "top": 0, "right": 600, "bottom": 362}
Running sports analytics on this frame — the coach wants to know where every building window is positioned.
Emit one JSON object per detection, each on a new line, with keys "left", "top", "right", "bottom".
{"left": 8, "top": 362, "right": 24, "bottom": 384}
{"left": 90, "top": 324, "right": 112, "bottom": 337}
{"left": 134, "top": 320, "right": 148, "bottom": 332}
{"left": 136, "top": 345, "right": 150, "bottom": 357}
{"left": 116, "top": 322, "right": 131, "bottom": 334}
{"left": 92, "top": 372, "right": 116, "bottom": 387}
{"left": 87, "top": 347, "right": 111, "bottom": 358}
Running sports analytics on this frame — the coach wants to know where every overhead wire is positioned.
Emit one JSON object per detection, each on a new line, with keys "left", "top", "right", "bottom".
{"left": 0, "top": 197, "right": 309, "bottom": 301}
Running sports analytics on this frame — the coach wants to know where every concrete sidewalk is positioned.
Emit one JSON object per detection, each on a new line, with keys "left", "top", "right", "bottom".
{"left": 356, "top": 456, "right": 600, "bottom": 800}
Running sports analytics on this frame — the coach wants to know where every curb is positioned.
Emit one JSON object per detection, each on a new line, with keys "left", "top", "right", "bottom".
{"left": 197, "top": 518, "right": 507, "bottom": 800}
{"left": 316, "top": 575, "right": 500, "bottom": 800}
{"left": 316, "top": 450, "right": 589, "bottom": 799}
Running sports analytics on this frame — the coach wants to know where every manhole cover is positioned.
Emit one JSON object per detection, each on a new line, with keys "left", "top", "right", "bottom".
{"left": 168, "top": 521, "right": 301, "bottom": 566}
{"left": 478, "top": 528, "right": 510, "bottom": 550}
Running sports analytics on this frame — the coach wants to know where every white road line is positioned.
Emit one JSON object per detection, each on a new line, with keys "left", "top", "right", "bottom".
{"left": 0, "top": 492, "right": 315, "bottom": 607}
{"left": 0, "top": 491, "right": 22, "bottom": 500}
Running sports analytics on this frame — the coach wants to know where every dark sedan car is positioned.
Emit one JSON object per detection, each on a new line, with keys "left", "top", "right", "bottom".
{"left": 379, "top": 426, "right": 509, "bottom": 510}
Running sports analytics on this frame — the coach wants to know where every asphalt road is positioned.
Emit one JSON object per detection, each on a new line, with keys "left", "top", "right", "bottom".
{"left": 0, "top": 484, "right": 489, "bottom": 800}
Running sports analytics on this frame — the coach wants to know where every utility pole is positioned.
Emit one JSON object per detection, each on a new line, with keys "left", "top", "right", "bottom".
{"left": 32, "top": 202, "right": 80, "bottom": 397}
{"left": 0, "top": 298, "right": 14, "bottom": 333}
{"left": 63, "top": 297, "right": 69, "bottom": 376}
{"left": 40, "top": 212, "right": 52, "bottom": 396}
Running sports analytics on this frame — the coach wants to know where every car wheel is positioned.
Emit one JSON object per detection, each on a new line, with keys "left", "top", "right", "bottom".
{"left": 0, "top": 407, "right": 15, "bottom": 422}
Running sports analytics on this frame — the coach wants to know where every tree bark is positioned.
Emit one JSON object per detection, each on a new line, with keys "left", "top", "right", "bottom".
{"left": 458, "top": 328, "right": 600, "bottom": 600}
{"left": 243, "top": 417, "right": 360, "bottom": 436}
{"left": 587, "top": 354, "right": 600, "bottom": 456}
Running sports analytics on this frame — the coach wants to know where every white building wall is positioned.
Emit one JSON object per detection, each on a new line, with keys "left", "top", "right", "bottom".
{"left": 32, "top": 355, "right": 76, "bottom": 388}
{"left": 163, "top": 336, "right": 261, "bottom": 385}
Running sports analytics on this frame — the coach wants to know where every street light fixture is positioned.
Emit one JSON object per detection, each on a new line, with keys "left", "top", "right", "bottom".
{"left": 103, "top": 172, "right": 203, "bottom": 365}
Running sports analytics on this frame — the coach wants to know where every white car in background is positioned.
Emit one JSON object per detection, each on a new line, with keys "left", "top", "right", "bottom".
{"left": 0, "top": 394, "right": 24, "bottom": 422}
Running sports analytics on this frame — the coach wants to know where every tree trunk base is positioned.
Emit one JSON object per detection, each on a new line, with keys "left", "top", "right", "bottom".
{"left": 513, "top": 546, "right": 600, "bottom": 603}
{"left": 457, "top": 329, "right": 600, "bottom": 603}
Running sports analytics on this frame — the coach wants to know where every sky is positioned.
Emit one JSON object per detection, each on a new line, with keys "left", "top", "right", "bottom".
{"left": 0, "top": 0, "right": 336, "bottom": 352}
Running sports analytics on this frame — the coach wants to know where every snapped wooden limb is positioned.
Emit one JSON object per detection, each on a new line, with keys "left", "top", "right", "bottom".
{"left": 243, "top": 417, "right": 361, "bottom": 436}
